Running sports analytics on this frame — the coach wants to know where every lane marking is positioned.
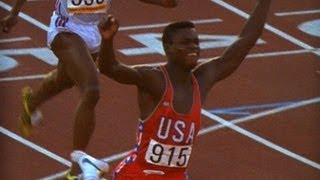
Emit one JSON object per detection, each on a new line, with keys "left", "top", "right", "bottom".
{"left": 0, "top": 126, "right": 71, "bottom": 167}
{"left": 0, "top": 37, "right": 31, "bottom": 43}
{"left": 199, "top": 97, "right": 320, "bottom": 135}
{"left": 210, "top": 0, "right": 320, "bottom": 56}
{"left": 119, "top": 18, "right": 222, "bottom": 31}
{"left": 201, "top": 109, "right": 320, "bottom": 170}
{"left": 1, "top": 48, "right": 318, "bottom": 83}
{"left": 0, "top": 1, "right": 222, "bottom": 32}
{"left": 0, "top": 47, "right": 58, "bottom": 65}
{"left": 208, "top": 101, "right": 297, "bottom": 116}
{"left": 0, "top": 1, "right": 48, "bottom": 31}
{"left": 246, "top": 48, "right": 320, "bottom": 58}
{"left": 40, "top": 97, "right": 320, "bottom": 178}
{"left": 275, "top": 9, "right": 320, "bottom": 16}
{"left": 2, "top": 0, "right": 319, "bottom": 177}
{"left": 0, "top": 74, "right": 46, "bottom": 82}
{"left": 298, "top": 19, "right": 320, "bottom": 38}
{"left": 40, "top": 150, "right": 132, "bottom": 180}
{"left": 0, "top": 56, "right": 18, "bottom": 72}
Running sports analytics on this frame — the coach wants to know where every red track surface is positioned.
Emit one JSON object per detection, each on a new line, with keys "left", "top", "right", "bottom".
{"left": 0, "top": 0, "right": 319, "bottom": 179}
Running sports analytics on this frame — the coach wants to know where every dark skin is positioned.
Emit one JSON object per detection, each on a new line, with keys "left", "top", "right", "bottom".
{"left": 98, "top": 0, "right": 272, "bottom": 121}
{"left": 0, "top": 0, "right": 177, "bottom": 33}
{"left": 1, "top": 0, "right": 178, "bottom": 177}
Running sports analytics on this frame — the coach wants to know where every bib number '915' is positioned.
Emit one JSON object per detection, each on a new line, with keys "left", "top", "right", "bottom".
{"left": 145, "top": 139, "right": 192, "bottom": 168}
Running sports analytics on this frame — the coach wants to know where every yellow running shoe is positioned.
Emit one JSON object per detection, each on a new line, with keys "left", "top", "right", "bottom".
{"left": 64, "top": 169, "right": 107, "bottom": 180}
{"left": 64, "top": 170, "right": 79, "bottom": 180}
{"left": 18, "top": 86, "right": 42, "bottom": 137}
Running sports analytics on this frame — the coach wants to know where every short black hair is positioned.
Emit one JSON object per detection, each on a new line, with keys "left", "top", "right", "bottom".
{"left": 162, "top": 21, "right": 195, "bottom": 45}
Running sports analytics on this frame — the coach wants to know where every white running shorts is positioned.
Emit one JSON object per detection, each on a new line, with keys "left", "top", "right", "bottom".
{"left": 47, "top": 12, "right": 101, "bottom": 53}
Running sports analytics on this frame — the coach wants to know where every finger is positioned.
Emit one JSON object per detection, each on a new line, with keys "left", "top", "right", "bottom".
{"left": 98, "top": 17, "right": 109, "bottom": 30}
{"left": 110, "top": 17, "right": 115, "bottom": 23}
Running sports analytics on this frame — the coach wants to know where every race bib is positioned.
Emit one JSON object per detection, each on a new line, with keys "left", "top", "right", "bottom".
{"left": 145, "top": 139, "right": 192, "bottom": 168}
{"left": 67, "top": 0, "right": 110, "bottom": 14}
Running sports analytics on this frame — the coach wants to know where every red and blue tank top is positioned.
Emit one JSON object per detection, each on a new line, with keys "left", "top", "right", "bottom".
{"left": 114, "top": 66, "right": 201, "bottom": 179}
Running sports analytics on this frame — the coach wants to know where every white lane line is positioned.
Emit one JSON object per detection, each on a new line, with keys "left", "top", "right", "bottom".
{"left": 201, "top": 109, "right": 320, "bottom": 170}
{"left": 119, "top": 18, "right": 222, "bottom": 31}
{"left": 102, "top": 150, "right": 131, "bottom": 162}
{"left": 1, "top": 1, "right": 222, "bottom": 32}
{"left": 246, "top": 48, "right": 320, "bottom": 58}
{"left": 1, "top": 0, "right": 318, "bottom": 58}
{"left": 0, "top": 1, "right": 48, "bottom": 31}
{"left": 40, "top": 150, "right": 132, "bottom": 180}
{"left": 0, "top": 74, "right": 46, "bottom": 82}
{"left": 1, "top": 48, "right": 318, "bottom": 83}
{"left": 210, "top": 0, "right": 320, "bottom": 56}
{"left": 2, "top": 0, "right": 319, "bottom": 176}
{"left": 1, "top": 1, "right": 221, "bottom": 32}
{"left": 199, "top": 97, "right": 320, "bottom": 135}
{"left": 0, "top": 37, "right": 31, "bottom": 43}
{"left": 275, "top": 9, "right": 320, "bottom": 16}
{"left": 0, "top": 126, "right": 71, "bottom": 167}
{"left": 40, "top": 97, "right": 320, "bottom": 179}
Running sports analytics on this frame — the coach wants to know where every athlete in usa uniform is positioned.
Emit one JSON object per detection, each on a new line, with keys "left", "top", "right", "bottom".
{"left": 98, "top": 0, "right": 272, "bottom": 179}
{"left": 113, "top": 65, "right": 201, "bottom": 179}
{"left": 1, "top": 0, "right": 178, "bottom": 178}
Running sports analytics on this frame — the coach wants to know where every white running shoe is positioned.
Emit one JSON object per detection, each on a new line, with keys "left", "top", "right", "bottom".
{"left": 71, "top": 150, "right": 109, "bottom": 180}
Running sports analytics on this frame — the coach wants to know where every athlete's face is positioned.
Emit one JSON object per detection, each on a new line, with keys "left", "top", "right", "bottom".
{"left": 167, "top": 28, "right": 200, "bottom": 71}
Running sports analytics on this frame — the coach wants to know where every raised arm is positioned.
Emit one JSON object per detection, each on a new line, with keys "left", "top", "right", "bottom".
{"left": 195, "top": 0, "right": 271, "bottom": 91}
{"left": 138, "top": 0, "right": 178, "bottom": 8}
{"left": 0, "top": 0, "right": 27, "bottom": 33}
{"left": 98, "top": 15, "right": 145, "bottom": 86}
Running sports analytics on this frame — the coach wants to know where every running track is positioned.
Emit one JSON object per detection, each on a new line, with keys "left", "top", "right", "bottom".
{"left": 0, "top": 0, "right": 319, "bottom": 179}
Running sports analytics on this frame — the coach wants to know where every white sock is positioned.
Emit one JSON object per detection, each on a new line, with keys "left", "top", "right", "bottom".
{"left": 81, "top": 161, "right": 99, "bottom": 180}
{"left": 71, "top": 150, "right": 109, "bottom": 180}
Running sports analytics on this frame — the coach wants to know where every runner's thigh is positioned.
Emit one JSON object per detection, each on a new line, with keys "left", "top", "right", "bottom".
{"left": 51, "top": 32, "right": 98, "bottom": 89}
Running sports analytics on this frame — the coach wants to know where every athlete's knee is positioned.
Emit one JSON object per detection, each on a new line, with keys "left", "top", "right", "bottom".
{"left": 81, "top": 86, "right": 100, "bottom": 107}
{"left": 46, "top": 71, "right": 73, "bottom": 90}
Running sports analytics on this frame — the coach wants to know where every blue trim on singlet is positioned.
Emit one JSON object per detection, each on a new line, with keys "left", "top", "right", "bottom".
{"left": 54, "top": 15, "right": 69, "bottom": 27}
{"left": 133, "top": 122, "right": 144, "bottom": 153}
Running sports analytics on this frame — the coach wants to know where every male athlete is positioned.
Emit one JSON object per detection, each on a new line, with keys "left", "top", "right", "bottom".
{"left": 97, "top": 0, "right": 272, "bottom": 179}
{"left": 1, "top": 0, "right": 178, "bottom": 179}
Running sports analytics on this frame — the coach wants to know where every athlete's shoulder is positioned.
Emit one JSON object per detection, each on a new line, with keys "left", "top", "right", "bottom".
{"left": 133, "top": 65, "right": 164, "bottom": 87}
{"left": 134, "top": 65, "right": 162, "bottom": 76}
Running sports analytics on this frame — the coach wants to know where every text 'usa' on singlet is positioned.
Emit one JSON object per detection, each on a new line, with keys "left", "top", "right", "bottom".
{"left": 55, "top": 0, "right": 111, "bottom": 25}
{"left": 114, "top": 66, "right": 202, "bottom": 179}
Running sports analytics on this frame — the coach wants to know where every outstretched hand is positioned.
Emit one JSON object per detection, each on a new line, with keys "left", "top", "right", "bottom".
{"left": 98, "top": 14, "right": 119, "bottom": 40}
{"left": 0, "top": 14, "right": 18, "bottom": 33}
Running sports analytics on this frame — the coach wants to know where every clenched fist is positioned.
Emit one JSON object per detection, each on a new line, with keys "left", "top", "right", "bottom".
{"left": 98, "top": 14, "right": 119, "bottom": 40}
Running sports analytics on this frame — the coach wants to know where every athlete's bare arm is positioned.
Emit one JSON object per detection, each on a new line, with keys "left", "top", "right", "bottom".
{"left": 0, "top": 0, "right": 27, "bottom": 33}
{"left": 194, "top": 0, "right": 272, "bottom": 96}
{"left": 138, "top": 0, "right": 178, "bottom": 8}
{"left": 98, "top": 15, "right": 162, "bottom": 93}
{"left": 98, "top": 15, "right": 148, "bottom": 85}
{"left": 98, "top": 15, "right": 140, "bottom": 84}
